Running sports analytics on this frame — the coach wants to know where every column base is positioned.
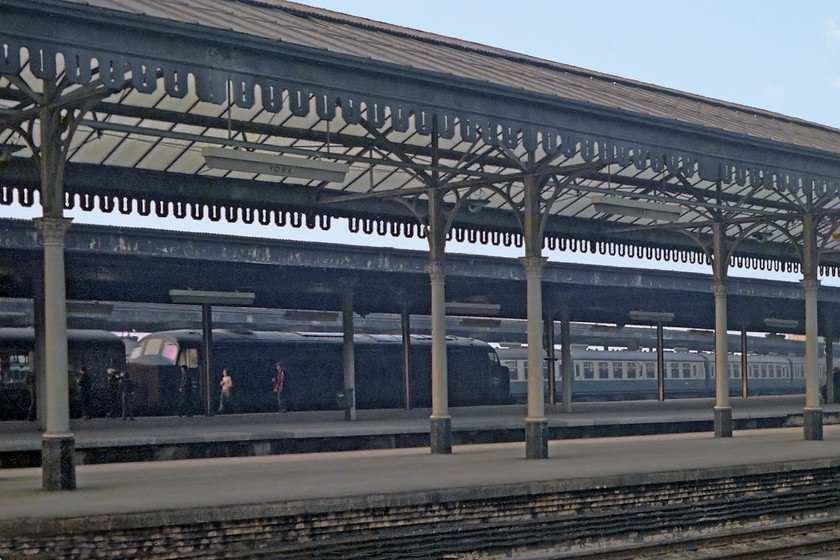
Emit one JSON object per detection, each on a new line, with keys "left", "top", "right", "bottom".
{"left": 42, "top": 434, "right": 75, "bottom": 491}
{"left": 804, "top": 408, "right": 823, "bottom": 441}
{"left": 525, "top": 419, "right": 548, "bottom": 459}
{"left": 430, "top": 416, "right": 452, "bottom": 454}
{"left": 714, "top": 406, "right": 733, "bottom": 438}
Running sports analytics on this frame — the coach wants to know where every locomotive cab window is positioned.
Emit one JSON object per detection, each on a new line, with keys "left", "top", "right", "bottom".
{"left": 178, "top": 348, "right": 199, "bottom": 369}
{"left": 161, "top": 342, "right": 179, "bottom": 362}
{"left": 143, "top": 338, "right": 162, "bottom": 356}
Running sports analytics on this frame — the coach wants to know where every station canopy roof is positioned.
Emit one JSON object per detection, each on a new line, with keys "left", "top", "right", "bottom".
{"left": 3, "top": 0, "right": 840, "bottom": 277}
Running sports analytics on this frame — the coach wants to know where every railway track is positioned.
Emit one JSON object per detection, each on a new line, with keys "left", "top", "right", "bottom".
{"left": 11, "top": 465, "right": 840, "bottom": 559}
{"left": 217, "top": 491, "right": 840, "bottom": 560}
{"left": 549, "top": 518, "right": 840, "bottom": 560}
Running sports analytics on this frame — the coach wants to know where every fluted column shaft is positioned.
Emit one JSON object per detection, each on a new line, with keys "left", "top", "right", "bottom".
{"left": 34, "top": 218, "right": 72, "bottom": 434}
{"left": 711, "top": 281, "right": 732, "bottom": 437}
{"left": 34, "top": 217, "right": 75, "bottom": 491}
{"left": 803, "top": 279, "right": 821, "bottom": 410}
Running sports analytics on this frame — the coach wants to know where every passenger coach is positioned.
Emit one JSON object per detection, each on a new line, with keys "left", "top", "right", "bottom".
{"left": 500, "top": 346, "right": 828, "bottom": 402}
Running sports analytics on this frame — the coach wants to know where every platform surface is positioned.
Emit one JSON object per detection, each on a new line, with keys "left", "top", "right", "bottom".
{"left": 4, "top": 426, "right": 840, "bottom": 523}
{"left": 4, "top": 396, "right": 840, "bottom": 524}
{"left": 2, "top": 395, "right": 833, "bottom": 452}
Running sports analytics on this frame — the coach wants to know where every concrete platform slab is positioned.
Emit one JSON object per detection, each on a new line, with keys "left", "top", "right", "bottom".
{"left": 4, "top": 426, "right": 840, "bottom": 523}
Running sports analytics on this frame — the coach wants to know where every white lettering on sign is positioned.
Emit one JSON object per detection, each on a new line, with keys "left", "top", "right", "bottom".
{"left": 267, "top": 164, "right": 295, "bottom": 174}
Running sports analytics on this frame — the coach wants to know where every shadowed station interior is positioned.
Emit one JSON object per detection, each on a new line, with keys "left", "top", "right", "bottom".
{"left": 5, "top": 0, "right": 840, "bottom": 557}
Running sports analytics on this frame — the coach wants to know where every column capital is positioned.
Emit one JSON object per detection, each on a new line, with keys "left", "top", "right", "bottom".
{"left": 519, "top": 255, "right": 548, "bottom": 275}
{"left": 33, "top": 217, "right": 72, "bottom": 244}
{"left": 710, "top": 281, "right": 727, "bottom": 299}
{"left": 426, "top": 260, "right": 446, "bottom": 279}
{"left": 800, "top": 278, "right": 821, "bottom": 295}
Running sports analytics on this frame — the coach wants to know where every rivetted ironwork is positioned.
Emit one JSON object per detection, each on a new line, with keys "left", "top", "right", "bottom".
{"left": 4, "top": 0, "right": 840, "bottom": 194}
{"left": 3, "top": 0, "right": 840, "bottom": 276}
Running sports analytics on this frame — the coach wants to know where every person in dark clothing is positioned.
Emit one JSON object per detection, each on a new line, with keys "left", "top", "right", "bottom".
{"left": 76, "top": 366, "right": 92, "bottom": 419}
{"left": 119, "top": 370, "right": 136, "bottom": 421}
{"left": 177, "top": 365, "right": 194, "bottom": 417}
{"left": 25, "top": 367, "right": 36, "bottom": 421}
{"left": 106, "top": 368, "right": 121, "bottom": 418}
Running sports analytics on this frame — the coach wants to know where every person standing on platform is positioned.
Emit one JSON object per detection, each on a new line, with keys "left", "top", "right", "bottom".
{"left": 217, "top": 368, "right": 234, "bottom": 414}
{"left": 106, "top": 368, "right": 121, "bottom": 418}
{"left": 177, "top": 364, "right": 194, "bottom": 417}
{"left": 119, "top": 370, "right": 136, "bottom": 421}
{"left": 76, "top": 366, "right": 92, "bottom": 419}
{"left": 272, "top": 362, "right": 287, "bottom": 413}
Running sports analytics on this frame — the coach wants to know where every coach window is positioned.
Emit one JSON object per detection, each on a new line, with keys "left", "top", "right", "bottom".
{"left": 502, "top": 361, "right": 518, "bottom": 381}
{"left": 2, "top": 354, "right": 29, "bottom": 385}
{"left": 669, "top": 363, "right": 679, "bottom": 379}
{"left": 732, "top": 363, "right": 741, "bottom": 379}
{"left": 583, "top": 361, "right": 594, "bottom": 379}
{"left": 613, "top": 362, "right": 624, "bottom": 379}
{"left": 645, "top": 362, "right": 656, "bottom": 379}
{"left": 598, "top": 361, "right": 609, "bottom": 379}
{"left": 682, "top": 363, "right": 692, "bottom": 379}
{"left": 626, "top": 361, "right": 637, "bottom": 379}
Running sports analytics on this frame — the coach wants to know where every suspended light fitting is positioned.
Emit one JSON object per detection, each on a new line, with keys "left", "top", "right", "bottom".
{"left": 169, "top": 289, "right": 255, "bottom": 306}
{"left": 202, "top": 147, "right": 349, "bottom": 183}
{"left": 589, "top": 195, "right": 682, "bottom": 222}
{"left": 628, "top": 310, "right": 675, "bottom": 324}
{"left": 763, "top": 318, "right": 799, "bottom": 330}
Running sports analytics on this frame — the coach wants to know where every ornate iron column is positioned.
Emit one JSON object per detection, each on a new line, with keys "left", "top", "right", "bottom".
{"left": 34, "top": 93, "right": 77, "bottom": 490}
{"left": 521, "top": 171, "right": 548, "bottom": 459}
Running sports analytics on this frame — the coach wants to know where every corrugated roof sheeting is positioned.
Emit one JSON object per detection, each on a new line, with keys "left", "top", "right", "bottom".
{"left": 63, "top": 0, "right": 840, "bottom": 158}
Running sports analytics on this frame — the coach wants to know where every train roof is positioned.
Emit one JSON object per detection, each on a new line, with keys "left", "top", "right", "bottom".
{"left": 141, "top": 329, "right": 492, "bottom": 348}
{"left": 496, "top": 346, "right": 709, "bottom": 361}
{"left": 496, "top": 347, "right": 805, "bottom": 364}
{"left": 0, "top": 328, "right": 122, "bottom": 344}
